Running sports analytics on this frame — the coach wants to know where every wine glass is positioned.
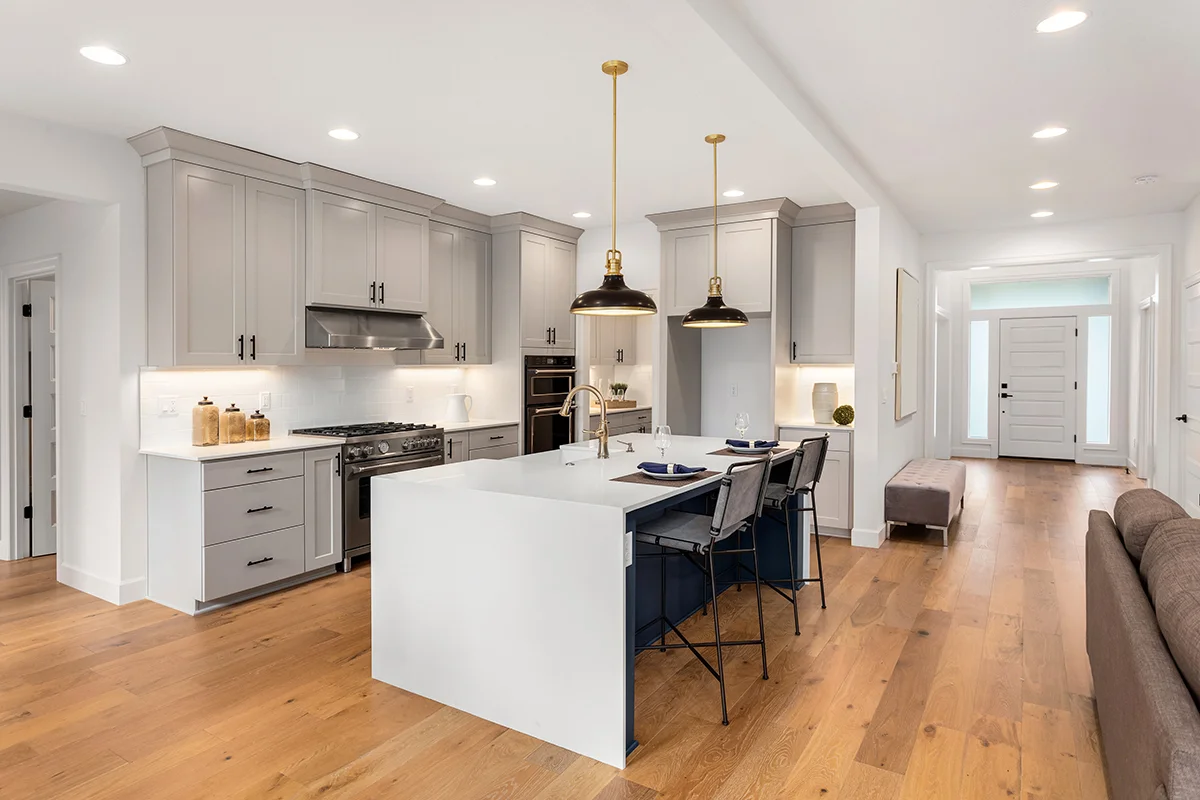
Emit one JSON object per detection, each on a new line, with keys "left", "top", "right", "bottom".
{"left": 653, "top": 425, "right": 672, "bottom": 460}
{"left": 734, "top": 412, "right": 750, "bottom": 440}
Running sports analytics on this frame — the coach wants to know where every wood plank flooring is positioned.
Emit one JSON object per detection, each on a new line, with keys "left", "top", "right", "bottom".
{"left": 0, "top": 458, "right": 1138, "bottom": 798}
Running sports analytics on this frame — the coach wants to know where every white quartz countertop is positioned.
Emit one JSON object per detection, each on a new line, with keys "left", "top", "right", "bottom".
{"left": 376, "top": 433, "right": 800, "bottom": 514}
{"left": 437, "top": 419, "right": 519, "bottom": 433}
{"left": 140, "top": 434, "right": 336, "bottom": 462}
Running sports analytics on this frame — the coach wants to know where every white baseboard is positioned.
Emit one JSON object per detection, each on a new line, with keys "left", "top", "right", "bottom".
{"left": 851, "top": 525, "right": 886, "bottom": 549}
{"left": 57, "top": 562, "right": 147, "bottom": 606}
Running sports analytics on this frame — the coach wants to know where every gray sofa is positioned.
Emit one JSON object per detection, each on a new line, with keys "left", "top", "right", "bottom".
{"left": 1087, "top": 489, "right": 1200, "bottom": 800}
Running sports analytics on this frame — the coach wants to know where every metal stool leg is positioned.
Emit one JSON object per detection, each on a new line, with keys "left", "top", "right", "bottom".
{"left": 809, "top": 493, "right": 827, "bottom": 609}
{"left": 707, "top": 548, "right": 729, "bottom": 726}
{"left": 750, "top": 523, "right": 769, "bottom": 680}
{"left": 659, "top": 546, "right": 668, "bottom": 652}
{"left": 782, "top": 500, "right": 800, "bottom": 635}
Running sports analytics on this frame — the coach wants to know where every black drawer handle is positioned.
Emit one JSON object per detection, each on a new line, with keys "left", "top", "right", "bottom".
{"left": 246, "top": 556, "right": 274, "bottom": 566}
{"left": 490, "top": 435, "right": 505, "bottom": 440}
{"left": 247, "top": 505, "right": 274, "bottom": 514}
{"left": 246, "top": 466, "right": 274, "bottom": 474}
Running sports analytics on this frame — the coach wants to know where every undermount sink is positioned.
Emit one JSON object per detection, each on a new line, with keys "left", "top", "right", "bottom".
{"left": 559, "top": 440, "right": 601, "bottom": 464}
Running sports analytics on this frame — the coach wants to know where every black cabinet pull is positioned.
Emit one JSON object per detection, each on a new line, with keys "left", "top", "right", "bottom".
{"left": 551, "top": 327, "right": 557, "bottom": 345}
{"left": 999, "top": 392, "right": 1012, "bottom": 399}
{"left": 792, "top": 341, "right": 796, "bottom": 360}
{"left": 462, "top": 341, "right": 467, "bottom": 360}
{"left": 246, "top": 466, "right": 274, "bottom": 474}
{"left": 247, "top": 505, "right": 274, "bottom": 514}
{"left": 250, "top": 335, "right": 256, "bottom": 361}
{"left": 370, "top": 281, "right": 377, "bottom": 304}
{"left": 454, "top": 342, "right": 460, "bottom": 361}
{"left": 448, "top": 438, "right": 454, "bottom": 458}
{"left": 335, "top": 453, "right": 341, "bottom": 477}
{"left": 490, "top": 435, "right": 504, "bottom": 440}
{"left": 379, "top": 282, "right": 385, "bottom": 304}
{"left": 246, "top": 556, "right": 274, "bottom": 566}
{"left": 546, "top": 327, "right": 551, "bottom": 344}
{"left": 238, "top": 334, "right": 245, "bottom": 361}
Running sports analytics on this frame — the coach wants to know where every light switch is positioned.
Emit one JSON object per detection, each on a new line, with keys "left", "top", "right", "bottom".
{"left": 624, "top": 530, "right": 633, "bottom": 568}
{"left": 158, "top": 396, "right": 179, "bottom": 415}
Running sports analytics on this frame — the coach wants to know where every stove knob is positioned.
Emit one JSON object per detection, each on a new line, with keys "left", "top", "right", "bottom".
{"left": 401, "top": 439, "right": 411, "bottom": 451}
{"left": 378, "top": 441, "right": 390, "bottom": 454}
{"left": 362, "top": 444, "right": 375, "bottom": 457}
{"left": 349, "top": 446, "right": 362, "bottom": 460}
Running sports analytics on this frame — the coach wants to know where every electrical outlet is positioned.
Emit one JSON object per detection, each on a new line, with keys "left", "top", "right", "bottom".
{"left": 158, "top": 396, "right": 178, "bottom": 415}
{"left": 623, "top": 530, "right": 634, "bottom": 568}
{"left": 730, "top": 384, "right": 738, "bottom": 397}
{"left": 258, "top": 391, "right": 271, "bottom": 411}
{"left": 406, "top": 386, "right": 415, "bottom": 403}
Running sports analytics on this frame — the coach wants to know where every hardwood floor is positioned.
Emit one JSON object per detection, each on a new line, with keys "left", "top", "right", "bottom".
{"left": 0, "top": 458, "right": 1138, "bottom": 799}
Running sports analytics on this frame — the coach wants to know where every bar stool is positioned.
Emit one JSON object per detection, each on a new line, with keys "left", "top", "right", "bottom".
{"left": 634, "top": 457, "right": 772, "bottom": 725}
{"left": 761, "top": 435, "right": 830, "bottom": 635}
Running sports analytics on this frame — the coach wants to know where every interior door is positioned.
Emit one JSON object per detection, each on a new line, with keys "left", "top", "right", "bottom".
{"left": 30, "top": 279, "right": 56, "bottom": 557}
{"left": 998, "top": 316, "right": 1077, "bottom": 460}
{"left": 1181, "top": 281, "right": 1200, "bottom": 515}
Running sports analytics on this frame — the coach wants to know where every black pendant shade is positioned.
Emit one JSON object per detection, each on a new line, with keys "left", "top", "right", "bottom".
{"left": 681, "top": 292, "right": 749, "bottom": 328}
{"left": 571, "top": 273, "right": 658, "bottom": 316}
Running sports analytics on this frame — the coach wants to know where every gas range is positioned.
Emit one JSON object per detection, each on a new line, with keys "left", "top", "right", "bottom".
{"left": 291, "top": 422, "right": 444, "bottom": 463}
{"left": 290, "top": 422, "right": 446, "bottom": 571}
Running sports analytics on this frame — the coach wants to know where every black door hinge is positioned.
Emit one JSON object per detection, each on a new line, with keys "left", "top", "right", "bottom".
{"left": 21, "top": 304, "right": 31, "bottom": 317}
{"left": 23, "top": 506, "right": 32, "bottom": 520}
{"left": 22, "top": 405, "right": 32, "bottom": 418}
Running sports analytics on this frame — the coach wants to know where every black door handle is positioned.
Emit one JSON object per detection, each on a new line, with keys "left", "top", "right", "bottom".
{"left": 246, "top": 467, "right": 274, "bottom": 474}
{"left": 999, "top": 392, "right": 1012, "bottom": 399}
{"left": 462, "top": 342, "right": 467, "bottom": 361}
{"left": 246, "top": 556, "right": 274, "bottom": 566}
{"left": 250, "top": 334, "right": 256, "bottom": 361}
{"left": 379, "top": 282, "right": 385, "bottom": 304}
{"left": 546, "top": 327, "right": 551, "bottom": 344}
{"left": 792, "top": 341, "right": 797, "bottom": 360}
{"left": 1178, "top": 414, "right": 1189, "bottom": 423}
{"left": 370, "top": 281, "right": 377, "bottom": 304}
{"left": 454, "top": 342, "right": 460, "bottom": 361}
{"left": 247, "top": 505, "right": 274, "bottom": 514}
{"left": 551, "top": 327, "right": 557, "bottom": 345}
{"left": 335, "top": 453, "right": 341, "bottom": 477}
{"left": 237, "top": 334, "right": 245, "bottom": 361}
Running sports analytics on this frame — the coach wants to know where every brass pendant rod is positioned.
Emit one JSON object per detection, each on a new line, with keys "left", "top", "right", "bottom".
{"left": 612, "top": 69, "right": 618, "bottom": 257}
{"left": 712, "top": 137, "right": 718, "bottom": 281}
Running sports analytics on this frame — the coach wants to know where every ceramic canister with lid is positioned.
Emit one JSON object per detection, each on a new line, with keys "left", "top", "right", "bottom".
{"left": 219, "top": 404, "right": 247, "bottom": 444}
{"left": 248, "top": 410, "right": 271, "bottom": 441}
{"left": 192, "top": 396, "right": 220, "bottom": 446}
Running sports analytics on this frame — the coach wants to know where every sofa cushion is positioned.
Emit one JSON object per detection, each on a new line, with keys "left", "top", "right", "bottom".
{"left": 1114, "top": 488, "right": 1188, "bottom": 563}
{"left": 1141, "top": 521, "right": 1200, "bottom": 701}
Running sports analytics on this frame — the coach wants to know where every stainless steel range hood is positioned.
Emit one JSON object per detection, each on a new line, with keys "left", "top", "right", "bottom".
{"left": 305, "top": 306, "right": 445, "bottom": 350}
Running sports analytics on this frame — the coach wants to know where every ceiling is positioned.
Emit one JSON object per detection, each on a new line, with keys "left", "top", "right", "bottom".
{"left": 733, "top": 0, "right": 1200, "bottom": 232}
{"left": 0, "top": 188, "right": 52, "bottom": 218}
{"left": 0, "top": 0, "right": 841, "bottom": 228}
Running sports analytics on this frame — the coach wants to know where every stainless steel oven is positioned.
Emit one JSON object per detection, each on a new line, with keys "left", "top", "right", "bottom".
{"left": 524, "top": 355, "right": 576, "bottom": 453}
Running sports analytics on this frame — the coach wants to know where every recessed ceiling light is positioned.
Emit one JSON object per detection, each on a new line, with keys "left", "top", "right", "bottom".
{"left": 572, "top": 211, "right": 592, "bottom": 219}
{"left": 1037, "top": 11, "right": 1088, "bottom": 33}
{"left": 328, "top": 128, "right": 359, "bottom": 141}
{"left": 970, "top": 266, "right": 992, "bottom": 271}
{"left": 723, "top": 189, "right": 745, "bottom": 198}
{"left": 1030, "top": 180, "right": 1059, "bottom": 190}
{"left": 1032, "top": 127, "right": 1069, "bottom": 139}
{"left": 1088, "top": 257, "right": 1114, "bottom": 262}
{"left": 79, "top": 45, "right": 127, "bottom": 66}
{"left": 1031, "top": 210, "right": 1055, "bottom": 218}
{"left": 473, "top": 177, "right": 496, "bottom": 186}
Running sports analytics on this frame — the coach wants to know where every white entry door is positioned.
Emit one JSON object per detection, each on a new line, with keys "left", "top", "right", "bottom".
{"left": 998, "top": 316, "right": 1077, "bottom": 460}
{"left": 1180, "top": 280, "right": 1200, "bottom": 516}
{"left": 30, "top": 279, "right": 56, "bottom": 556}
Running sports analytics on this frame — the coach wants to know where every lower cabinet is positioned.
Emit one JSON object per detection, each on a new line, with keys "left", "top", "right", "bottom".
{"left": 588, "top": 407, "right": 652, "bottom": 438}
{"left": 777, "top": 425, "right": 853, "bottom": 533}
{"left": 447, "top": 426, "right": 519, "bottom": 461}
{"left": 445, "top": 433, "right": 468, "bottom": 463}
{"left": 469, "top": 443, "right": 519, "bottom": 460}
{"left": 147, "top": 445, "right": 344, "bottom": 614}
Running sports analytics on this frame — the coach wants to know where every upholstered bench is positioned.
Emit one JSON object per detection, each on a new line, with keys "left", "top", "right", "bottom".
{"left": 885, "top": 458, "right": 967, "bottom": 546}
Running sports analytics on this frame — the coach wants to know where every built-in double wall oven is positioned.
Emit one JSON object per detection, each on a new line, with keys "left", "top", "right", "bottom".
{"left": 524, "top": 355, "right": 576, "bottom": 453}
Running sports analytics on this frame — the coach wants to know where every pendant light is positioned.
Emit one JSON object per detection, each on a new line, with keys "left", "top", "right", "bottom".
{"left": 569, "top": 60, "right": 658, "bottom": 317}
{"left": 681, "top": 134, "right": 749, "bottom": 329}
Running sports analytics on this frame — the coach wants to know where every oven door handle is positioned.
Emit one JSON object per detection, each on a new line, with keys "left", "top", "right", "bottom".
{"left": 530, "top": 368, "right": 577, "bottom": 375}
{"left": 347, "top": 455, "right": 444, "bottom": 478}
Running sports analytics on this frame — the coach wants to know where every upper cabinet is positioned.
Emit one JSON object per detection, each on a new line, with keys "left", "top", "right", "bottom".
{"left": 146, "top": 161, "right": 304, "bottom": 367}
{"left": 791, "top": 220, "right": 855, "bottom": 364}
{"left": 518, "top": 232, "right": 576, "bottom": 351}
{"left": 590, "top": 316, "right": 637, "bottom": 366}
{"left": 423, "top": 222, "right": 491, "bottom": 365}
{"left": 307, "top": 190, "right": 429, "bottom": 314}
{"left": 662, "top": 219, "right": 776, "bottom": 316}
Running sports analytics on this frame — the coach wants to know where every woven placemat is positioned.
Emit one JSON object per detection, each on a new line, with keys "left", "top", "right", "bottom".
{"left": 611, "top": 470, "right": 719, "bottom": 486}
{"left": 707, "top": 447, "right": 787, "bottom": 457}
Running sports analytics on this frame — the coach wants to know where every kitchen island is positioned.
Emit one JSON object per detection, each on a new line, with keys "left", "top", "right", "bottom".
{"left": 370, "top": 433, "right": 811, "bottom": 768}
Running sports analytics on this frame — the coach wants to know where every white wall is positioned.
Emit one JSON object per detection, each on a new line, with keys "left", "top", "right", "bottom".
{"left": 1126, "top": 257, "right": 1158, "bottom": 476}
{"left": 852, "top": 202, "right": 923, "bottom": 545}
{"left": 0, "top": 110, "right": 146, "bottom": 603}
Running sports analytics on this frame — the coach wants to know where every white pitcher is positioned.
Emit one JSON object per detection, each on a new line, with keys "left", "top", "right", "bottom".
{"left": 444, "top": 393, "right": 473, "bottom": 423}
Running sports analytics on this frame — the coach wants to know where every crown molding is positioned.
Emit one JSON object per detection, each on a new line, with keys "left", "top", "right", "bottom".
{"left": 645, "top": 197, "right": 804, "bottom": 232}
{"left": 489, "top": 212, "right": 584, "bottom": 242}
{"left": 429, "top": 203, "right": 493, "bottom": 233}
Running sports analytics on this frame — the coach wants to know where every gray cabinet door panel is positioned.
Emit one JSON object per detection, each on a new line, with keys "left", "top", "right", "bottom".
{"left": 245, "top": 178, "right": 305, "bottom": 365}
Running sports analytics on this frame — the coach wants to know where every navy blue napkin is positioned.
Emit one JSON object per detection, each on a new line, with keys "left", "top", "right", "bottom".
{"left": 637, "top": 462, "right": 706, "bottom": 475}
{"left": 726, "top": 439, "right": 778, "bottom": 449}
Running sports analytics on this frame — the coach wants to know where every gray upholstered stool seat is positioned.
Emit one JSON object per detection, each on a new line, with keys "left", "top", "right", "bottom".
{"left": 885, "top": 458, "right": 967, "bottom": 546}
{"left": 637, "top": 512, "right": 744, "bottom": 554}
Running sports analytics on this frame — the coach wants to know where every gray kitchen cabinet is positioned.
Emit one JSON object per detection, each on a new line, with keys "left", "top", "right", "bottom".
{"left": 424, "top": 222, "right": 491, "bottom": 365}
{"left": 590, "top": 316, "right": 637, "bottom": 366}
{"left": 146, "top": 161, "right": 304, "bottom": 367}
{"left": 307, "top": 190, "right": 429, "bottom": 314}
{"left": 588, "top": 407, "right": 651, "bottom": 438}
{"left": 304, "top": 447, "right": 344, "bottom": 571}
{"left": 791, "top": 220, "right": 855, "bottom": 364}
{"left": 468, "top": 443, "right": 519, "bottom": 460}
{"left": 466, "top": 425, "right": 519, "bottom": 460}
{"left": 663, "top": 220, "right": 774, "bottom": 317}
{"left": 445, "top": 433, "right": 468, "bottom": 463}
{"left": 777, "top": 424, "right": 853, "bottom": 532}
{"left": 519, "top": 232, "right": 576, "bottom": 350}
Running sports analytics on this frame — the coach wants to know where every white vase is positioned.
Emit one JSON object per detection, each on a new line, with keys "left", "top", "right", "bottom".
{"left": 813, "top": 383, "right": 838, "bottom": 424}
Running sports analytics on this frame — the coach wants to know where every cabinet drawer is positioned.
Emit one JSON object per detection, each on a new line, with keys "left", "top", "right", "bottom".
{"left": 203, "top": 476, "right": 305, "bottom": 546}
{"left": 203, "top": 452, "right": 305, "bottom": 490}
{"left": 468, "top": 443, "right": 519, "bottom": 461}
{"left": 779, "top": 427, "right": 851, "bottom": 453}
{"left": 468, "top": 426, "right": 517, "bottom": 450}
{"left": 202, "top": 525, "right": 305, "bottom": 601}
